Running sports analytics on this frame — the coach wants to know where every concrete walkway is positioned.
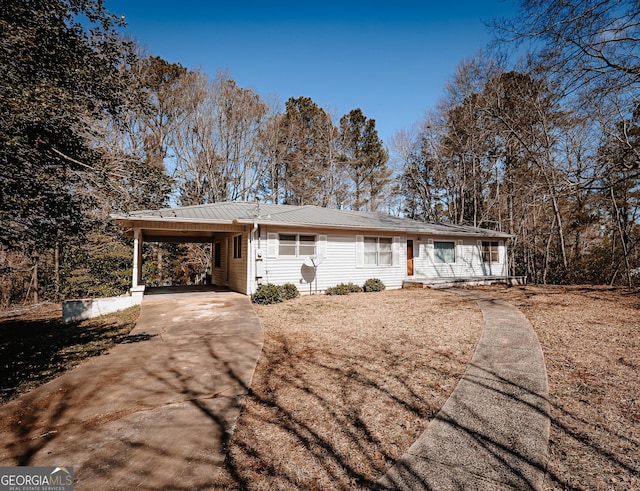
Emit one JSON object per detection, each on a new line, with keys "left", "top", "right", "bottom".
{"left": 0, "top": 291, "right": 263, "bottom": 490}
{"left": 378, "top": 289, "right": 550, "bottom": 490}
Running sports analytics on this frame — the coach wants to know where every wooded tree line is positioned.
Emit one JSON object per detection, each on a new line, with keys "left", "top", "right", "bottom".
{"left": 1, "top": 0, "right": 638, "bottom": 306}
{"left": 397, "top": 0, "right": 639, "bottom": 286}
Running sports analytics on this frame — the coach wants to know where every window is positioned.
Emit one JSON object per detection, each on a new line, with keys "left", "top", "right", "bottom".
{"left": 364, "top": 237, "right": 393, "bottom": 266}
{"left": 214, "top": 242, "right": 221, "bottom": 268}
{"left": 278, "top": 234, "right": 316, "bottom": 257}
{"left": 482, "top": 241, "right": 499, "bottom": 263}
{"left": 434, "top": 241, "right": 455, "bottom": 263}
{"left": 233, "top": 235, "right": 242, "bottom": 259}
{"left": 279, "top": 234, "right": 297, "bottom": 256}
{"left": 299, "top": 235, "right": 316, "bottom": 256}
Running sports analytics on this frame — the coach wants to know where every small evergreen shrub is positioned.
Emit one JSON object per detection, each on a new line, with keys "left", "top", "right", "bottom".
{"left": 251, "top": 284, "right": 284, "bottom": 304}
{"left": 281, "top": 282, "right": 300, "bottom": 300}
{"left": 325, "top": 283, "right": 351, "bottom": 295}
{"left": 325, "top": 282, "right": 362, "bottom": 295}
{"left": 363, "top": 278, "right": 385, "bottom": 292}
{"left": 346, "top": 282, "right": 363, "bottom": 293}
{"left": 251, "top": 283, "right": 300, "bottom": 304}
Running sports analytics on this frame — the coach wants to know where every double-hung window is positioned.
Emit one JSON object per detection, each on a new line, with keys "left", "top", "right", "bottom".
{"left": 364, "top": 237, "right": 393, "bottom": 266}
{"left": 434, "top": 241, "right": 455, "bottom": 264}
{"left": 279, "top": 234, "right": 316, "bottom": 257}
{"left": 482, "top": 241, "right": 499, "bottom": 263}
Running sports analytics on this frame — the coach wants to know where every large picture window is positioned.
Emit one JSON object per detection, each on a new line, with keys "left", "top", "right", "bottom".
{"left": 434, "top": 241, "right": 455, "bottom": 264}
{"left": 364, "top": 237, "right": 393, "bottom": 266}
{"left": 482, "top": 241, "right": 499, "bottom": 263}
{"left": 279, "top": 234, "right": 316, "bottom": 257}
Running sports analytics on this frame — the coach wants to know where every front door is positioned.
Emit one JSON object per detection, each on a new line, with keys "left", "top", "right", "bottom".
{"left": 407, "top": 239, "right": 414, "bottom": 276}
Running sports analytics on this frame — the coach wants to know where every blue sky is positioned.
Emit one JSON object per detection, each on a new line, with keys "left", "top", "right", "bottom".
{"left": 104, "top": 1, "right": 517, "bottom": 147}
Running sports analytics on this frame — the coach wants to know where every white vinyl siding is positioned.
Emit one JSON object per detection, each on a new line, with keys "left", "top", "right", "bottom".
{"left": 261, "top": 230, "right": 407, "bottom": 292}
{"left": 355, "top": 235, "right": 364, "bottom": 267}
{"left": 411, "top": 237, "right": 507, "bottom": 278}
{"left": 252, "top": 229, "right": 508, "bottom": 294}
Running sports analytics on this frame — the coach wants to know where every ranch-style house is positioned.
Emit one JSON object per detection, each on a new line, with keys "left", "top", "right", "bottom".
{"left": 111, "top": 201, "right": 515, "bottom": 296}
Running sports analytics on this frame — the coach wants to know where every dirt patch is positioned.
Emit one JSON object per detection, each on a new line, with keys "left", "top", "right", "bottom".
{"left": 0, "top": 304, "right": 140, "bottom": 404}
{"left": 476, "top": 285, "right": 640, "bottom": 491}
{"left": 227, "top": 288, "right": 482, "bottom": 490}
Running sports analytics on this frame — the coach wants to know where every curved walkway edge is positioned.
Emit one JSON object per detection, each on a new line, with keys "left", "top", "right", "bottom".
{"left": 377, "top": 289, "right": 550, "bottom": 490}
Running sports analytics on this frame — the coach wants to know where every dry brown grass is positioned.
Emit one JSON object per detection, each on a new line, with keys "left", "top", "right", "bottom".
{"left": 227, "top": 288, "right": 482, "bottom": 490}
{"left": 477, "top": 285, "right": 640, "bottom": 491}
{"left": 4, "top": 286, "right": 638, "bottom": 490}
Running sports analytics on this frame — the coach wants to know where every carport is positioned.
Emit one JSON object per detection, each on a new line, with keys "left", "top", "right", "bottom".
{"left": 111, "top": 210, "right": 253, "bottom": 295}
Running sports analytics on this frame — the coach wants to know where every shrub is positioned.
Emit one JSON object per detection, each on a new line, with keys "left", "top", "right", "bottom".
{"left": 325, "top": 284, "right": 351, "bottom": 295}
{"left": 346, "top": 282, "right": 363, "bottom": 293}
{"left": 251, "top": 283, "right": 300, "bottom": 304}
{"left": 281, "top": 282, "right": 300, "bottom": 300}
{"left": 363, "top": 278, "right": 385, "bottom": 292}
{"left": 252, "top": 284, "right": 284, "bottom": 305}
{"left": 325, "top": 282, "right": 362, "bottom": 295}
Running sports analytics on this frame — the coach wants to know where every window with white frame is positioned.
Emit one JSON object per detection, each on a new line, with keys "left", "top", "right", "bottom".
{"left": 434, "top": 241, "right": 455, "bottom": 263}
{"left": 278, "top": 234, "right": 316, "bottom": 257}
{"left": 364, "top": 237, "right": 393, "bottom": 266}
{"left": 482, "top": 241, "right": 499, "bottom": 263}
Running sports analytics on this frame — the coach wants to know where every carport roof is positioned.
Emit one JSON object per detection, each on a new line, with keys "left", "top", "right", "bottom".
{"left": 111, "top": 201, "right": 512, "bottom": 238}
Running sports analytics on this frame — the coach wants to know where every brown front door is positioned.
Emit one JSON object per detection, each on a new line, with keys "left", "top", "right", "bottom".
{"left": 407, "top": 240, "right": 414, "bottom": 276}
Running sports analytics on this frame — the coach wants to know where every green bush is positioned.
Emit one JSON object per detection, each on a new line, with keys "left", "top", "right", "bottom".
{"left": 363, "top": 278, "right": 385, "bottom": 292}
{"left": 251, "top": 284, "right": 284, "bottom": 304}
{"left": 346, "top": 282, "right": 363, "bottom": 293}
{"left": 325, "top": 284, "right": 350, "bottom": 295}
{"left": 281, "top": 282, "right": 300, "bottom": 300}
{"left": 251, "top": 283, "right": 299, "bottom": 304}
{"left": 325, "top": 282, "right": 362, "bottom": 295}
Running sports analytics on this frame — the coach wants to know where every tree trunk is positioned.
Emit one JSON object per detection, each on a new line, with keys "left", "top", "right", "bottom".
{"left": 33, "top": 259, "right": 39, "bottom": 304}
{"left": 54, "top": 241, "right": 60, "bottom": 299}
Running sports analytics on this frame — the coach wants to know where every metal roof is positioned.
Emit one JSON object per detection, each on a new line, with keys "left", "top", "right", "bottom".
{"left": 111, "top": 202, "right": 512, "bottom": 238}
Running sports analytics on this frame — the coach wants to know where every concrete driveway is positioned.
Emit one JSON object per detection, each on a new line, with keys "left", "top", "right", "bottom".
{"left": 0, "top": 290, "right": 263, "bottom": 490}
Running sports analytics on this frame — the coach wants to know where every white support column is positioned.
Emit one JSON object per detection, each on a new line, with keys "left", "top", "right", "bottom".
{"left": 132, "top": 228, "right": 143, "bottom": 288}
{"left": 130, "top": 228, "right": 145, "bottom": 301}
